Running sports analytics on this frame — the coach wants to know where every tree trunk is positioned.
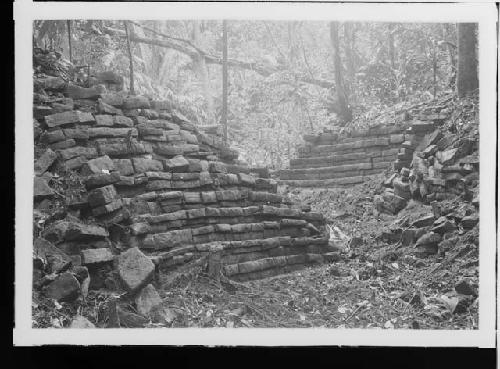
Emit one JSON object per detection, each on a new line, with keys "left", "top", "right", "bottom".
{"left": 124, "top": 21, "right": 135, "bottom": 95}
{"left": 330, "top": 21, "right": 352, "bottom": 125}
{"left": 222, "top": 20, "right": 228, "bottom": 143}
{"left": 344, "top": 23, "right": 355, "bottom": 79}
{"left": 456, "top": 23, "right": 478, "bottom": 97}
{"left": 192, "top": 21, "right": 215, "bottom": 125}
{"left": 66, "top": 20, "right": 72, "bottom": 64}
{"left": 388, "top": 24, "right": 395, "bottom": 70}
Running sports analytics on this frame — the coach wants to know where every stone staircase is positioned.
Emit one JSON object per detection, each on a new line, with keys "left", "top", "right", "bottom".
{"left": 280, "top": 115, "right": 447, "bottom": 188}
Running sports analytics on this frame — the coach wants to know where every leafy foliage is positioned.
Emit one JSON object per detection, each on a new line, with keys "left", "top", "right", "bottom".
{"left": 34, "top": 20, "right": 460, "bottom": 168}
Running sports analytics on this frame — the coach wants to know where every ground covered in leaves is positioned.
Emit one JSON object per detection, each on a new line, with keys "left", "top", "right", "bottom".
{"left": 32, "top": 176, "right": 479, "bottom": 330}
{"left": 134, "top": 176, "right": 477, "bottom": 329}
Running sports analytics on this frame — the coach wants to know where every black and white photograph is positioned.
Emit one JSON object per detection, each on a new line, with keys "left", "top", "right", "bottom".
{"left": 13, "top": 1, "right": 497, "bottom": 347}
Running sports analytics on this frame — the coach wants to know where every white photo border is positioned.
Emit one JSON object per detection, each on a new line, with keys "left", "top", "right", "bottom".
{"left": 13, "top": 0, "right": 498, "bottom": 347}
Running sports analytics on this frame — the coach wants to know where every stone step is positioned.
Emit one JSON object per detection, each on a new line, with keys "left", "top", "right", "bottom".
{"left": 281, "top": 160, "right": 392, "bottom": 181}
{"left": 291, "top": 149, "right": 399, "bottom": 169}
{"left": 298, "top": 141, "right": 402, "bottom": 159}
{"left": 280, "top": 174, "right": 382, "bottom": 188}
{"left": 224, "top": 253, "right": 332, "bottom": 282}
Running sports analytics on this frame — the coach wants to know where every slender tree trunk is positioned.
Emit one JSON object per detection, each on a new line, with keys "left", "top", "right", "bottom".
{"left": 432, "top": 40, "right": 437, "bottom": 99}
{"left": 330, "top": 21, "right": 352, "bottom": 125}
{"left": 344, "top": 23, "right": 355, "bottom": 79}
{"left": 66, "top": 20, "right": 73, "bottom": 64}
{"left": 456, "top": 23, "right": 478, "bottom": 97}
{"left": 222, "top": 20, "right": 228, "bottom": 143}
{"left": 388, "top": 24, "right": 395, "bottom": 70}
{"left": 192, "top": 21, "right": 215, "bottom": 125}
{"left": 124, "top": 21, "right": 135, "bottom": 95}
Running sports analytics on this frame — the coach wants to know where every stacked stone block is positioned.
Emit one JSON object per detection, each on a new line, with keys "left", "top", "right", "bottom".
{"left": 34, "top": 80, "right": 333, "bottom": 282}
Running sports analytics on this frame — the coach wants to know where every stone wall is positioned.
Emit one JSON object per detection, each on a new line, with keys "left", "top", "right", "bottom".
{"left": 33, "top": 75, "right": 337, "bottom": 297}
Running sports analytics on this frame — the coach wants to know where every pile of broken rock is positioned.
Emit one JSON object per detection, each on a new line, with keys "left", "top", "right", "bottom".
{"left": 376, "top": 108, "right": 478, "bottom": 217}
{"left": 375, "top": 95, "right": 479, "bottom": 260}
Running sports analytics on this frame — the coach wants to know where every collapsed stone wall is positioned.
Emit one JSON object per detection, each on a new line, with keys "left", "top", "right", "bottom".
{"left": 33, "top": 62, "right": 339, "bottom": 310}
{"left": 377, "top": 109, "right": 478, "bottom": 217}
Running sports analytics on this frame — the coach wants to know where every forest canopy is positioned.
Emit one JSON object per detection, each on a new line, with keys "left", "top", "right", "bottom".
{"left": 33, "top": 20, "right": 477, "bottom": 169}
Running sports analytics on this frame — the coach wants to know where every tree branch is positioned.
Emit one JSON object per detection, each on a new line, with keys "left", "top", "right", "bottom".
{"left": 123, "top": 31, "right": 335, "bottom": 89}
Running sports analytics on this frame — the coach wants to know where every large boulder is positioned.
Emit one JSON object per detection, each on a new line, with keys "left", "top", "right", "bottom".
{"left": 135, "top": 284, "right": 162, "bottom": 317}
{"left": 44, "top": 272, "right": 81, "bottom": 302}
{"left": 117, "top": 247, "right": 155, "bottom": 293}
{"left": 34, "top": 238, "right": 72, "bottom": 274}
{"left": 34, "top": 177, "right": 54, "bottom": 199}
{"left": 34, "top": 149, "right": 58, "bottom": 175}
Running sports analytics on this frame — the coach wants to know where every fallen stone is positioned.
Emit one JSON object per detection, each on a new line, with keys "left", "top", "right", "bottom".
{"left": 415, "top": 232, "right": 442, "bottom": 247}
{"left": 421, "top": 144, "right": 438, "bottom": 158}
{"left": 383, "top": 173, "right": 397, "bottom": 188}
{"left": 411, "top": 214, "right": 435, "bottom": 228}
{"left": 431, "top": 217, "right": 457, "bottom": 235}
{"left": 428, "top": 129, "right": 443, "bottom": 146}
{"left": 455, "top": 279, "right": 476, "bottom": 296}
{"left": 437, "top": 148, "right": 459, "bottom": 165}
{"left": 461, "top": 214, "right": 479, "bottom": 229}
{"left": 88, "top": 185, "right": 117, "bottom": 207}
{"left": 44, "top": 272, "right": 80, "bottom": 302}
{"left": 117, "top": 247, "right": 155, "bottom": 293}
{"left": 45, "top": 110, "right": 95, "bottom": 128}
{"left": 401, "top": 229, "right": 416, "bottom": 246}
{"left": 34, "top": 177, "right": 54, "bottom": 199}
{"left": 453, "top": 295, "right": 475, "bottom": 314}
{"left": 70, "top": 315, "right": 95, "bottom": 328}
{"left": 135, "top": 284, "right": 162, "bottom": 317}
{"left": 150, "top": 305, "right": 177, "bottom": 325}
{"left": 34, "top": 238, "right": 72, "bottom": 274}
{"left": 430, "top": 201, "right": 442, "bottom": 218}
{"left": 34, "top": 149, "right": 58, "bottom": 175}
{"left": 71, "top": 265, "right": 89, "bottom": 283}
{"left": 116, "top": 305, "right": 148, "bottom": 327}
{"left": 81, "top": 248, "right": 115, "bottom": 265}
{"left": 381, "top": 191, "right": 407, "bottom": 214}
{"left": 393, "top": 178, "right": 411, "bottom": 200}
{"left": 400, "top": 168, "right": 410, "bottom": 178}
